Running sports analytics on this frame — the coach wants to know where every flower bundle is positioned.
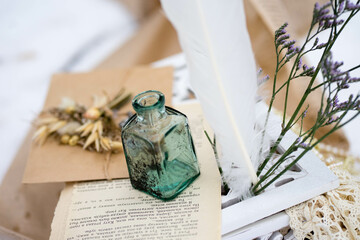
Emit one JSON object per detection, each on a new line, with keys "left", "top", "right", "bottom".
{"left": 254, "top": 0, "right": 360, "bottom": 194}
{"left": 33, "top": 89, "right": 131, "bottom": 154}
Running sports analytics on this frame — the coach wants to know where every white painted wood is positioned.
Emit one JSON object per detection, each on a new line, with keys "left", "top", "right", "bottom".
{"left": 222, "top": 211, "right": 289, "bottom": 240}
{"left": 221, "top": 103, "right": 339, "bottom": 237}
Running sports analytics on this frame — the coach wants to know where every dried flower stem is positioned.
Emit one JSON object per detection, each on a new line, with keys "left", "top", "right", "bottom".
{"left": 254, "top": 0, "right": 360, "bottom": 194}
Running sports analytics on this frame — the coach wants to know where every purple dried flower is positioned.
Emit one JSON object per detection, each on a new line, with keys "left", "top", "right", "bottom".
{"left": 303, "top": 109, "right": 308, "bottom": 117}
{"left": 335, "top": 19, "right": 345, "bottom": 26}
{"left": 286, "top": 51, "right": 298, "bottom": 60}
{"left": 319, "top": 8, "right": 330, "bottom": 16}
{"left": 283, "top": 40, "right": 296, "bottom": 48}
{"left": 345, "top": 0, "right": 360, "bottom": 10}
{"left": 297, "top": 58, "right": 303, "bottom": 70}
{"left": 300, "top": 142, "right": 310, "bottom": 148}
{"left": 313, "top": 37, "right": 319, "bottom": 48}
{"left": 334, "top": 61, "right": 344, "bottom": 68}
{"left": 301, "top": 66, "right": 315, "bottom": 77}
{"left": 326, "top": 116, "right": 340, "bottom": 124}
{"left": 338, "top": 0, "right": 345, "bottom": 12}
{"left": 342, "top": 83, "right": 350, "bottom": 89}
{"left": 349, "top": 77, "right": 360, "bottom": 83}
{"left": 275, "top": 23, "right": 288, "bottom": 38}
{"left": 316, "top": 43, "right": 327, "bottom": 49}
{"left": 319, "top": 14, "right": 334, "bottom": 21}
{"left": 276, "top": 34, "right": 290, "bottom": 45}
{"left": 324, "top": 20, "right": 334, "bottom": 28}
{"left": 314, "top": 2, "right": 320, "bottom": 11}
{"left": 257, "top": 74, "right": 270, "bottom": 86}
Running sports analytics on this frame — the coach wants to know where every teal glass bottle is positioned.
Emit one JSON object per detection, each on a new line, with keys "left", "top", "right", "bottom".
{"left": 121, "top": 90, "right": 200, "bottom": 200}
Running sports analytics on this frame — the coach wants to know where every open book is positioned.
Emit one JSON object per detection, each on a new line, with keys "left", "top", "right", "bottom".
{"left": 50, "top": 102, "right": 221, "bottom": 240}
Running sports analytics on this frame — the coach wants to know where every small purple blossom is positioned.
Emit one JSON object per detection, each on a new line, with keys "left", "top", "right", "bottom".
{"left": 286, "top": 46, "right": 300, "bottom": 60}
{"left": 300, "top": 66, "right": 315, "bottom": 77}
{"left": 326, "top": 116, "right": 340, "bottom": 125}
{"left": 315, "top": 43, "right": 327, "bottom": 49}
{"left": 338, "top": 0, "right": 345, "bottom": 12}
{"left": 257, "top": 74, "right": 270, "bottom": 86}
{"left": 342, "top": 83, "right": 350, "bottom": 88}
{"left": 313, "top": 37, "right": 319, "bottom": 47}
{"left": 345, "top": 0, "right": 360, "bottom": 10}
{"left": 349, "top": 77, "right": 360, "bottom": 83}
{"left": 335, "top": 19, "right": 345, "bottom": 26}
{"left": 300, "top": 142, "right": 310, "bottom": 148}
{"left": 275, "top": 22, "right": 288, "bottom": 38}
{"left": 333, "top": 95, "right": 339, "bottom": 107}
{"left": 321, "top": 52, "right": 357, "bottom": 89}
{"left": 276, "top": 34, "right": 290, "bottom": 45}
{"left": 283, "top": 40, "right": 296, "bottom": 48}
{"left": 297, "top": 58, "right": 303, "bottom": 70}
{"left": 303, "top": 109, "right": 308, "bottom": 118}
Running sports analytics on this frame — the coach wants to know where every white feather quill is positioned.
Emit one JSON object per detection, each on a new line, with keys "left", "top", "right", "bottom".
{"left": 161, "top": 0, "right": 259, "bottom": 197}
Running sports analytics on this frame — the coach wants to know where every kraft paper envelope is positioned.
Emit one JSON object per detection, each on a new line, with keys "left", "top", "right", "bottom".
{"left": 23, "top": 66, "right": 173, "bottom": 184}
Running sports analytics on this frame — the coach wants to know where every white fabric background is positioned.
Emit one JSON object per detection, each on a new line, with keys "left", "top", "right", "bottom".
{"left": 0, "top": 0, "right": 137, "bottom": 182}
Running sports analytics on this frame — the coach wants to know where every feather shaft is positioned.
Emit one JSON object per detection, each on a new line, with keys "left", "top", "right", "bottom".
{"left": 195, "top": 0, "right": 258, "bottom": 185}
{"left": 162, "top": 0, "right": 260, "bottom": 196}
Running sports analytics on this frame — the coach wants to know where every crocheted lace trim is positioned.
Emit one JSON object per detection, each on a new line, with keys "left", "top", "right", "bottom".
{"left": 286, "top": 165, "right": 360, "bottom": 239}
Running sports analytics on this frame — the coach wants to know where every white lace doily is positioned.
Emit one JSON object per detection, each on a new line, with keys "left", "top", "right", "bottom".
{"left": 286, "top": 165, "right": 360, "bottom": 239}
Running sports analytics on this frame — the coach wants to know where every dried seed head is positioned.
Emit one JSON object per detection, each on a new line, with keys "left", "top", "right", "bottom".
{"left": 95, "top": 138, "right": 100, "bottom": 152}
{"left": 69, "top": 135, "right": 80, "bottom": 146}
{"left": 48, "top": 121, "right": 67, "bottom": 133}
{"left": 97, "top": 121, "right": 103, "bottom": 136}
{"left": 33, "top": 126, "right": 48, "bottom": 139}
{"left": 100, "top": 137, "right": 111, "bottom": 151}
{"left": 84, "top": 107, "right": 101, "bottom": 120}
{"left": 91, "top": 120, "right": 100, "bottom": 135}
{"left": 35, "top": 117, "right": 59, "bottom": 126}
{"left": 33, "top": 125, "right": 49, "bottom": 145}
{"left": 57, "top": 121, "right": 82, "bottom": 135}
{"left": 80, "top": 123, "right": 95, "bottom": 137}
{"left": 65, "top": 106, "right": 76, "bottom": 114}
{"left": 61, "top": 134, "right": 70, "bottom": 144}
{"left": 110, "top": 141, "right": 123, "bottom": 152}
{"left": 83, "top": 131, "right": 98, "bottom": 149}
{"left": 75, "top": 121, "right": 91, "bottom": 132}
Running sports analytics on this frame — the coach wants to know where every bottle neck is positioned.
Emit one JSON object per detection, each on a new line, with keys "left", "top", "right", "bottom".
{"left": 132, "top": 90, "right": 166, "bottom": 126}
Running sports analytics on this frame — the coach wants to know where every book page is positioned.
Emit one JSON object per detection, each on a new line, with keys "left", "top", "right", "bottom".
{"left": 50, "top": 102, "right": 221, "bottom": 240}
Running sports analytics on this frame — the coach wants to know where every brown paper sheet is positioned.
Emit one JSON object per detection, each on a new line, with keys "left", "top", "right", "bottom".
{"left": 23, "top": 66, "right": 173, "bottom": 184}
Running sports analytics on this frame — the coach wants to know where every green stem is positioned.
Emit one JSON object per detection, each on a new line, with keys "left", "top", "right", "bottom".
{"left": 255, "top": 107, "right": 359, "bottom": 195}
{"left": 256, "top": 4, "right": 359, "bottom": 188}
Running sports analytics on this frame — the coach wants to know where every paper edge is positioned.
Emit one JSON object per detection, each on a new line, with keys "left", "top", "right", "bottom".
{"left": 49, "top": 184, "right": 74, "bottom": 240}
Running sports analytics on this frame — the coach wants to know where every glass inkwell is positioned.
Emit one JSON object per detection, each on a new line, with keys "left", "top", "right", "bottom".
{"left": 121, "top": 90, "right": 200, "bottom": 200}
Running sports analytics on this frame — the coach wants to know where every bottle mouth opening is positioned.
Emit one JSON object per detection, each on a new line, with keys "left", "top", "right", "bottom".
{"left": 132, "top": 90, "right": 165, "bottom": 111}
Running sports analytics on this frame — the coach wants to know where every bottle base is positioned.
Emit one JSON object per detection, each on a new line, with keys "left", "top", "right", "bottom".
{"left": 131, "top": 171, "right": 200, "bottom": 201}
